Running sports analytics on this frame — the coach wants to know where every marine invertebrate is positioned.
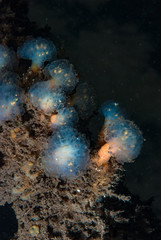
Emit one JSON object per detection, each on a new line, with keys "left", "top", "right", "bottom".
{"left": 98, "top": 101, "right": 124, "bottom": 145}
{"left": 50, "top": 106, "right": 78, "bottom": 128}
{"left": 18, "top": 37, "right": 57, "bottom": 72}
{"left": 29, "top": 81, "right": 66, "bottom": 113}
{"left": 94, "top": 117, "right": 143, "bottom": 166}
{"left": 0, "top": 82, "right": 24, "bottom": 125}
{"left": 0, "top": 71, "right": 19, "bottom": 86}
{"left": 70, "top": 82, "right": 96, "bottom": 119}
{"left": 42, "top": 127, "right": 89, "bottom": 179}
{"left": 0, "top": 45, "right": 17, "bottom": 71}
{"left": 105, "top": 119, "right": 143, "bottom": 162}
{"left": 101, "top": 101, "right": 124, "bottom": 126}
{"left": 45, "top": 59, "right": 78, "bottom": 93}
{"left": 0, "top": 23, "right": 151, "bottom": 239}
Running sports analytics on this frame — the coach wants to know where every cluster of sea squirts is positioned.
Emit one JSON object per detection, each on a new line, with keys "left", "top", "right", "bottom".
{"left": 0, "top": 37, "right": 143, "bottom": 180}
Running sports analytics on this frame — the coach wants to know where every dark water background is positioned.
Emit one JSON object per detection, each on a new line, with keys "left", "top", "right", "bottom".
{"left": 28, "top": 0, "right": 161, "bottom": 219}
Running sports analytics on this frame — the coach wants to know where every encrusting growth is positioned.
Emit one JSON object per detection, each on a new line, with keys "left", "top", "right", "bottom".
{"left": 0, "top": 36, "right": 146, "bottom": 240}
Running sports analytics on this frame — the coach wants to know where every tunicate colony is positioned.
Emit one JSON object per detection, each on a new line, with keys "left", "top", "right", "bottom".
{"left": 0, "top": 38, "right": 143, "bottom": 179}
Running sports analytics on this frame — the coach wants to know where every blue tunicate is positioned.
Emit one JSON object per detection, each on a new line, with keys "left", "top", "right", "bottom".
{"left": 17, "top": 38, "right": 57, "bottom": 71}
{"left": 0, "top": 71, "right": 19, "bottom": 86}
{"left": 100, "top": 101, "right": 124, "bottom": 127}
{"left": 42, "top": 127, "right": 89, "bottom": 179}
{"left": 0, "top": 83, "right": 24, "bottom": 124}
{"left": 104, "top": 119, "right": 143, "bottom": 163}
{"left": 0, "top": 45, "right": 17, "bottom": 72}
{"left": 45, "top": 59, "right": 78, "bottom": 93}
{"left": 29, "top": 81, "right": 66, "bottom": 113}
{"left": 50, "top": 107, "right": 79, "bottom": 128}
{"left": 73, "top": 82, "right": 96, "bottom": 119}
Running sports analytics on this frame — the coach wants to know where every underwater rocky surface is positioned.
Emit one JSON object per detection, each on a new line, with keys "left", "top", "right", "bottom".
{"left": 0, "top": 1, "right": 161, "bottom": 240}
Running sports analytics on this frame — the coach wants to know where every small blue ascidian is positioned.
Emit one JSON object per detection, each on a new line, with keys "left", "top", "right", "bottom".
{"left": 104, "top": 119, "right": 143, "bottom": 163}
{"left": 29, "top": 81, "right": 66, "bottom": 114}
{"left": 0, "top": 71, "right": 19, "bottom": 86}
{"left": 17, "top": 38, "right": 57, "bottom": 72}
{"left": 45, "top": 59, "right": 78, "bottom": 93}
{"left": 0, "top": 45, "right": 17, "bottom": 72}
{"left": 50, "top": 107, "right": 79, "bottom": 129}
{"left": 101, "top": 101, "right": 124, "bottom": 127}
{"left": 0, "top": 81, "right": 24, "bottom": 125}
{"left": 42, "top": 127, "right": 89, "bottom": 179}
{"left": 71, "top": 82, "right": 96, "bottom": 119}
{"left": 94, "top": 101, "right": 143, "bottom": 166}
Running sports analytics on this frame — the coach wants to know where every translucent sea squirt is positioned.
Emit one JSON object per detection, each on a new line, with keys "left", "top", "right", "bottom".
{"left": 42, "top": 127, "right": 90, "bottom": 179}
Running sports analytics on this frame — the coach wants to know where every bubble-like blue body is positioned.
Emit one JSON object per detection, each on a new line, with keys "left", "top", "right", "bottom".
{"left": 29, "top": 81, "right": 66, "bottom": 113}
{"left": 104, "top": 119, "right": 143, "bottom": 162}
{"left": 18, "top": 38, "right": 57, "bottom": 68}
{"left": 42, "top": 127, "right": 89, "bottom": 179}
{"left": 51, "top": 107, "right": 78, "bottom": 128}
{"left": 73, "top": 82, "right": 96, "bottom": 119}
{"left": 101, "top": 101, "right": 124, "bottom": 127}
{"left": 0, "top": 45, "right": 17, "bottom": 71}
{"left": 0, "top": 83, "right": 24, "bottom": 124}
{"left": 45, "top": 59, "right": 78, "bottom": 93}
{"left": 0, "top": 71, "right": 19, "bottom": 86}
